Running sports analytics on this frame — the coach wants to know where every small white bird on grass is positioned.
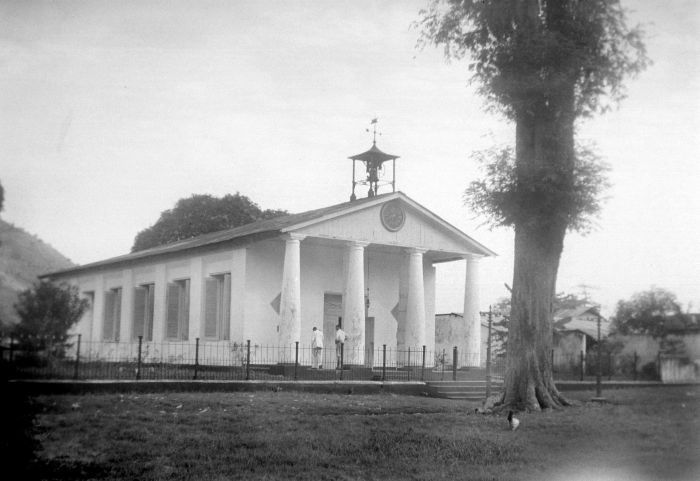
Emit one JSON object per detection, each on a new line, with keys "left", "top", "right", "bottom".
{"left": 507, "top": 411, "right": 520, "bottom": 431}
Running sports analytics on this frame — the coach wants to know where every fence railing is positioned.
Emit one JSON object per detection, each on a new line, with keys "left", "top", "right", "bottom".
{"left": 1, "top": 336, "right": 657, "bottom": 383}
{"left": 0, "top": 335, "right": 506, "bottom": 383}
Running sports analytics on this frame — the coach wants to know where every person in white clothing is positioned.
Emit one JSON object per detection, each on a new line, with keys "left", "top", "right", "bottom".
{"left": 311, "top": 327, "right": 324, "bottom": 369}
{"left": 334, "top": 321, "right": 346, "bottom": 369}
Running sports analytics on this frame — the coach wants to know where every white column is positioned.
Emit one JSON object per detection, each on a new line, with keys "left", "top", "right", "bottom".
{"left": 405, "top": 248, "right": 427, "bottom": 349}
{"left": 396, "top": 252, "right": 408, "bottom": 350}
{"left": 463, "top": 255, "right": 481, "bottom": 366}
{"left": 229, "top": 248, "right": 247, "bottom": 343}
{"left": 152, "top": 264, "right": 167, "bottom": 343}
{"left": 423, "top": 260, "right": 436, "bottom": 356}
{"left": 343, "top": 240, "right": 367, "bottom": 365}
{"left": 92, "top": 274, "right": 105, "bottom": 343}
{"left": 188, "top": 256, "right": 204, "bottom": 342}
{"left": 119, "top": 269, "right": 134, "bottom": 342}
{"left": 279, "top": 234, "right": 305, "bottom": 347}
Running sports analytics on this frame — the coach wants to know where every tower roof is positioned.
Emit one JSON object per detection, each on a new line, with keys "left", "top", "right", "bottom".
{"left": 348, "top": 142, "right": 399, "bottom": 163}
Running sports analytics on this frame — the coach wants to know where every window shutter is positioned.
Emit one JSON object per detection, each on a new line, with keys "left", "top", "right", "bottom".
{"left": 181, "top": 280, "right": 190, "bottom": 340}
{"left": 166, "top": 283, "right": 180, "bottom": 339}
{"left": 222, "top": 274, "right": 231, "bottom": 341}
{"left": 133, "top": 287, "right": 146, "bottom": 340}
{"left": 146, "top": 285, "right": 155, "bottom": 341}
{"left": 204, "top": 278, "right": 218, "bottom": 338}
{"left": 114, "top": 288, "right": 122, "bottom": 341}
{"left": 103, "top": 290, "right": 115, "bottom": 341}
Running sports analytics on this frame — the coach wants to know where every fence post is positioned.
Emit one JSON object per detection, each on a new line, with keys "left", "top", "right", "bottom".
{"left": 633, "top": 351, "right": 638, "bottom": 381}
{"left": 407, "top": 347, "right": 411, "bottom": 381}
{"left": 9, "top": 334, "right": 14, "bottom": 363}
{"left": 421, "top": 345, "right": 426, "bottom": 381}
{"left": 294, "top": 341, "right": 299, "bottom": 381}
{"left": 486, "top": 306, "right": 493, "bottom": 399}
{"left": 244, "top": 339, "right": 251, "bottom": 380}
{"left": 193, "top": 337, "right": 200, "bottom": 380}
{"left": 382, "top": 344, "right": 386, "bottom": 381}
{"left": 452, "top": 346, "right": 458, "bottom": 381}
{"left": 136, "top": 335, "right": 143, "bottom": 380}
{"left": 579, "top": 350, "right": 584, "bottom": 381}
{"left": 73, "top": 334, "right": 82, "bottom": 380}
{"left": 441, "top": 348, "right": 446, "bottom": 381}
{"left": 607, "top": 351, "right": 613, "bottom": 380}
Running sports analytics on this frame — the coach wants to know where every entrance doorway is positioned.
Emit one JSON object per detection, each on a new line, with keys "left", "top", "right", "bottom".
{"left": 323, "top": 293, "right": 342, "bottom": 368}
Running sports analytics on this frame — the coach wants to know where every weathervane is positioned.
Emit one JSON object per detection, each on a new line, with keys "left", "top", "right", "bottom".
{"left": 366, "top": 117, "right": 381, "bottom": 144}
{"left": 348, "top": 119, "right": 399, "bottom": 201}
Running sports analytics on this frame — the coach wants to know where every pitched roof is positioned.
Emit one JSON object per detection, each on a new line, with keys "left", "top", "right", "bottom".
{"left": 554, "top": 305, "right": 610, "bottom": 338}
{"left": 43, "top": 191, "right": 495, "bottom": 278}
{"left": 349, "top": 142, "right": 399, "bottom": 163}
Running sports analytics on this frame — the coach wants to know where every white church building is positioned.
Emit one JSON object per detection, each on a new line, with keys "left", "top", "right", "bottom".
{"left": 45, "top": 141, "right": 495, "bottom": 368}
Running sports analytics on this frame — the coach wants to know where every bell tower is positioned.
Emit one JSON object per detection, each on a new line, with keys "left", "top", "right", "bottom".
{"left": 348, "top": 118, "right": 399, "bottom": 201}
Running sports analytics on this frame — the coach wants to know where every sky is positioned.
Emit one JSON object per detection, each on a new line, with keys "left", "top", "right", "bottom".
{"left": 1, "top": 0, "right": 698, "bottom": 317}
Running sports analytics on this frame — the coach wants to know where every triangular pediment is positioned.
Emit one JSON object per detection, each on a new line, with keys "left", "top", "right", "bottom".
{"left": 284, "top": 192, "right": 494, "bottom": 258}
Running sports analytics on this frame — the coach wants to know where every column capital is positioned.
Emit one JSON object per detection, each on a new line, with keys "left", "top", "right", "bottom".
{"left": 346, "top": 240, "right": 369, "bottom": 248}
{"left": 463, "top": 253, "right": 483, "bottom": 262}
{"left": 404, "top": 247, "right": 427, "bottom": 255}
{"left": 281, "top": 233, "right": 306, "bottom": 242}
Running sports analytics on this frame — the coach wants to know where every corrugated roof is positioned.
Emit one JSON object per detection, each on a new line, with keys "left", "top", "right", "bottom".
{"left": 554, "top": 305, "right": 610, "bottom": 338}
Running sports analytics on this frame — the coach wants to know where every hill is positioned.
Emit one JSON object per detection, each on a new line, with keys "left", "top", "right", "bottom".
{"left": 0, "top": 219, "right": 74, "bottom": 329}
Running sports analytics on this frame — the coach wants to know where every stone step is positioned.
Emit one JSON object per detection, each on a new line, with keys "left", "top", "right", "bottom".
{"left": 425, "top": 380, "right": 503, "bottom": 400}
{"left": 427, "top": 380, "right": 502, "bottom": 387}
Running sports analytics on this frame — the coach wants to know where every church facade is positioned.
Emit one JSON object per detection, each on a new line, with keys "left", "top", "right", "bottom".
{"left": 46, "top": 192, "right": 495, "bottom": 368}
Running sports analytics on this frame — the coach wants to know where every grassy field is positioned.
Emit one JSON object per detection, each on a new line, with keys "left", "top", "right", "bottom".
{"left": 5, "top": 385, "right": 700, "bottom": 480}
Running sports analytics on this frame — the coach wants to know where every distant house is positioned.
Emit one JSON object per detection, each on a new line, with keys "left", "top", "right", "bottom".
{"left": 435, "top": 305, "right": 610, "bottom": 369}
{"left": 553, "top": 304, "right": 610, "bottom": 357}
{"left": 613, "top": 313, "right": 700, "bottom": 383}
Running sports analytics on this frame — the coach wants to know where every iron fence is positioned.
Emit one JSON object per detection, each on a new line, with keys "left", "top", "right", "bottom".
{"left": 0, "top": 335, "right": 505, "bottom": 383}
{"left": 551, "top": 350, "right": 659, "bottom": 381}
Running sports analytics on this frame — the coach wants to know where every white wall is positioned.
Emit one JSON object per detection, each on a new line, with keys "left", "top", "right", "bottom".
{"left": 64, "top": 236, "right": 444, "bottom": 366}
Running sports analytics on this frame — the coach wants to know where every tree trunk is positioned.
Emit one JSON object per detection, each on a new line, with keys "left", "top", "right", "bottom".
{"left": 501, "top": 222, "right": 570, "bottom": 410}
{"left": 499, "top": 93, "right": 575, "bottom": 411}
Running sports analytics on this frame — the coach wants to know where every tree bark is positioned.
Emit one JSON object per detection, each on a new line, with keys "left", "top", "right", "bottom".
{"left": 499, "top": 89, "right": 575, "bottom": 411}
{"left": 501, "top": 221, "right": 571, "bottom": 410}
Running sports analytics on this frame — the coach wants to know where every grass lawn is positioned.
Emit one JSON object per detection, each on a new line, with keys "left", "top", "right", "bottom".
{"left": 6, "top": 385, "right": 700, "bottom": 480}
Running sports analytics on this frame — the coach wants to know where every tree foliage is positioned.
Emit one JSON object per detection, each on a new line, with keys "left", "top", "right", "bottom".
{"left": 13, "top": 280, "right": 89, "bottom": 355}
{"left": 132, "top": 193, "right": 288, "bottom": 252}
{"left": 612, "top": 288, "right": 694, "bottom": 338}
{"left": 465, "top": 142, "right": 610, "bottom": 233}
{"left": 418, "top": 0, "right": 649, "bottom": 119}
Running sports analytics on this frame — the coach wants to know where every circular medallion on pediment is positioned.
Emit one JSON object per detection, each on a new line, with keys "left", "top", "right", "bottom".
{"left": 380, "top": 200, "right": 406, "bottom": 232}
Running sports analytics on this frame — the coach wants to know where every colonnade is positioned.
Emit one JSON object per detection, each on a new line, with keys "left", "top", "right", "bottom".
{"left": 277, "top": 235, "right": 482, "bottom": 366}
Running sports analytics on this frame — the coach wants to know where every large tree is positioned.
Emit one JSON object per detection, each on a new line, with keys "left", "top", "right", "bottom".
{"left": 132, "top": 193, "right": 287, "bottom": 252}
{"left": 612, "top": 288, "right": 694, "bottom": 338}
{"left": 419, "top": 0, "right": 648, "bottom": 410}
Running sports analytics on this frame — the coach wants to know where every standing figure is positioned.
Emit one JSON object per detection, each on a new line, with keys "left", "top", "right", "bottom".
{"left": 335, "top": 321, "right": 346, "bottom": 369}
{"left": 311, "top": 326, "right": 324, "bottom": 369}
